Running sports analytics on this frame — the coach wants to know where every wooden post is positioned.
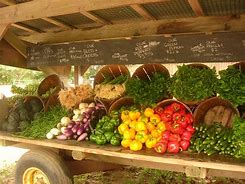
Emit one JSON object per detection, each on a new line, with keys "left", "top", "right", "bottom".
{"left": 74, "top": 65, "right": 80, "bottom": 86}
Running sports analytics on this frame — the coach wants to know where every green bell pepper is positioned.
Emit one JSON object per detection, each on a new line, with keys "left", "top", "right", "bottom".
{"left": 95, "top": 134, "right": 107, "bottom": 145}
{"left": 89, "top": 134, "right": 97, "bottom": 143}
{"left": 102, "top": 122, "right": 115, "bottom": 132}
{"left": 110, "top": 135, "right": 121, "bottom": 146}
{"left": 104, "top": 131, "right": 114, "bottom": 142}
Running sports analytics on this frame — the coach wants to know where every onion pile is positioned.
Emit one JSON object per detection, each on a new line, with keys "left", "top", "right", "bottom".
{"left": 46, "top": 102, "right": 106, "bottom": 141}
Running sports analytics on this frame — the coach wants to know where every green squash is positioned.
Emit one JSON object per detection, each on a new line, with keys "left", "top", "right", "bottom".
{"left": 19, "top": 108, "right": 31, "bottom": 121}
{"left": 1, "top": 122, "right": 8, "bottom": 131}
{"left": 7, "top": 123, "right": 18, "bottom": 132}
{"left": 8, "top": 111, "right": 20, "bottom": 124}
{"left": 19, "top": 121, "right": 29, "bottom": 131}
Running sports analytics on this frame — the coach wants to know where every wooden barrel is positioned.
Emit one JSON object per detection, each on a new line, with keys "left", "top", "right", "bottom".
{"left": 94, "top": 64, "right": 130, "bottom": 86}
{"left": 193, "top": 97, "right": 240, "bottom": 128}
{"left": 174, "top": 63, "right": 215, "bottom": 106}
{"left": 132, "top": 63, "right": 170, "bottom": 80}
{"left": 156, "top": 99, "right": 192, "bottom": 114}
{"left": 108, "top": 96, "right": 135, "bottom": 114}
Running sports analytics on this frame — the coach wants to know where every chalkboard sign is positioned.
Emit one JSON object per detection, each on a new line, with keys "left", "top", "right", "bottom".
{"left": 27, "top": 32, "right": 245, "bottom": 67}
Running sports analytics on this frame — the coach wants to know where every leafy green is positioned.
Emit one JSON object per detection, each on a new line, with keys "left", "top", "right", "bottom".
{"left": 232, "top": 116, "right": 245, "bottom": 159}
{"left": 17, "top": 105, "right": 69, "bottom": 139}
{"left": 216, "top": 66, "right": 245, "bottom": 107}
{"left": 101, "top": 75, "right": 128, "bottom": 85}
{"left": 125, "top": 72, "right": 170, "bottom": 106}
{"left": 169, "top": 65, "right": 218, "bottom": 101}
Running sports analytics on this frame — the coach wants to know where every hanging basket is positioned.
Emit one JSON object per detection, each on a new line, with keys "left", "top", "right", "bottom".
{"left": 193, "top": 97, "right": 240, "bottom": 128}
{"left": 174, "top": 63, "right": 216, "bottom": 106}
{"left": 108, "top": 96, "right": 135, "bottom": 114}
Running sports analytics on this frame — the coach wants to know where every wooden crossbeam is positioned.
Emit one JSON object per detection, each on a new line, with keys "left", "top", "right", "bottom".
{"left": 4, "top": 30, "right": 27, "bottom": 58}
{"left": 130, "top": 4, "right": 155, "bottom": 20}
{"left": 0, "top": 0, "right": 15, "bottom": 6}
{"left": 19, "top": 15, "right": 245, "bottom": 44}
{"left": 80, "top": 10, "right": 110, "bottom": 25}
{"left": 188, "top": 0, "right": 204, "bottom": 16}
{"left": 41, "top": 17, "right": 75, "bottom": 30}
{"left": 11, "top": 23, "right": 42, "bottom": 33}
{"left": 0, "top": 23, "right": 9, "bottom": 40}
{"left": 0, "top": 0, "right": 166, "bottom": 24}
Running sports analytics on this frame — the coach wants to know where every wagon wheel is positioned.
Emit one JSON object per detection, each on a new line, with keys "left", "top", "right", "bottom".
{"left": 15, "top": 149, "right": 73, "bottom": 184}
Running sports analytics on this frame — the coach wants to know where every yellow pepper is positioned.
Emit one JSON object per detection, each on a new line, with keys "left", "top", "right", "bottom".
{"left": 151, "top": 128, "right": 162, "bottom": 139}
{"left": 135, "top": 121, "right": 147, "bottom": 132}
{"left": 138, "top": 115, "right": 148, "bottom": 123}
{"left": 121, "top": 110, "right": 130, "bottom": 121}
{"left": 123, "top": 119, "right": 131, "bottom": 125}
{"left": 144, "top": 108, "right": 154, "bottom": 118}
{"left": 129, "top": 120, "right": 137, "bottom": 129}
{"left": 145, "top": 136, "right": 157, "bottom": 149}
{"left": 157, "top": 121, "right": 166, "bottom": 132}
{"left": 121, "top": 139, "right": 132, "bottom": 148}
{"left": 150, "top": 114, "right": 161, "bottom": 125}
{"left": 129, "top": 140, "right": 143, "bottom": 151}
{"left": 123, "top": 129, "right": 136, "bottom": 140}
{"left": 118, "top": 123, "right": 129, "bottom": 135}
{"left": 146, "top": 122, "right": 156, "bottom": 133}
{"left": 129, "top": 111, "right": 141, "bottom": 121}
{"left": 135, "top": 131, "right": 148, "bottom": 143}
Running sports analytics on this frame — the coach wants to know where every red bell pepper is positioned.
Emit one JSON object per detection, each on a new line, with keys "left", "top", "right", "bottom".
{"left": 186, "top": 125, "right": 195, "bottom": 134}
{"left": 160, "top": 113, "right": 172, "bottom": 123}
{"left": 161, "top": 131, "right": 171, "bottom": 141}
{"left": 177, "top": 115, "right": 189, "bottom": 129}
{"left": 180, "top": 140, "right": 190, "bottom": 151}
{"left": 169, "top": 133, "right": 181, "bottom": 142}
{"left": 170, "top": 122, "right": 185, "bottom": 135}
{"left": 154, "top": 106, "right": 164, "bottom": 115}
{"left": 154, "top": 141, "right": 167, "bottom": 154}
{"left": 165, "top": 122, "right": 172, "bottom": 131}
{"left": 172, "top": 112, "right": 182, "bottom": 122}
{"left": 181, "top": 131, "right": 192, "bottom": 141}
{"left": 185, "top": 113, "right": 194, "bottom": 124}
{"left": 167, "top": 141, "right": 180, "bottom": 153}
{"left": 170, "top": 102, "right": 185, "bottom": 113}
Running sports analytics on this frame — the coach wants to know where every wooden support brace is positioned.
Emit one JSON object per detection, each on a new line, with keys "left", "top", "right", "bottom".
{"left": 188, "top": 0, "right": 204, "bottom": 16}
{"left": 0, "top": 0, "right": 15, "bottom": 6}
{"left": 11, "top": 23, "right": 42, "bottom": 33}
{"left": 0, "top": 24, "right": 10, "bottom": 40}
{"left": 41, "top": 17, "right": 75, "bottom": 30}
{"left": 4, "top": 30, "right": 27, "bottom": 58}
{"left": 185, "top": 166, "right": 207, "bottom": 178}
{"left": 130, "top": 4, "right": 155, "bottom": 20}
{"left": 80, "top": 10, "right": 111, "bottom": 25}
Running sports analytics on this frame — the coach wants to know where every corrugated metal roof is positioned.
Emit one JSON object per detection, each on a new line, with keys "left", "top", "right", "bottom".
{"left": 142, "top": 0, "right": 195, "bottom": 19}
{"left": 21, "top": 19, "right": 64, "bottom": 32}
{"left": 91, "top": 6, "right": 143, "bottom": 23}
{"left": 199, "top": 0, "right": 245, "bottom": 16}
{"left": 53, "top": 13, "right": 95, "bottom": 27}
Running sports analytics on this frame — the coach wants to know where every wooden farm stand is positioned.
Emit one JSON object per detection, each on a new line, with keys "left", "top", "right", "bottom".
{"left": 0, "top": 0, "right": 245, "bottom": 183}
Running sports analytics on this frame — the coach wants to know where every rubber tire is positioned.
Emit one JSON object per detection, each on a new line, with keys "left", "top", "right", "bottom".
{"left": 15, "top": 149, "right": 73, "bottom": 184}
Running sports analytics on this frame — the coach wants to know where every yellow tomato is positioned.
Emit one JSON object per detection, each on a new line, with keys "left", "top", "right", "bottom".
{"left": 129, "top": 111, "right": 141, "bottom": 121}
{"left": 121, "top": 139, "right": 132, "bottom": 148}
{"left": 135, "top": 131, "right": 148, "bottom": 143}
{"left": 118, "top": 123, "right": 129, "bottom": 135}
{"left": 129, "top": 140, "right": 143, "bottom": 151}
{"left": 145, "top": 137, "right": 157, "bottom": 149}
{"left": 135, "top": 121, "right": 146, "bottom": 132}
{"left": 150, "top": 114, "right": 161, "bottom": 124}
{"left": 129, "top": 120, "right": 137, "bottom": 129}
{"left": 151, "top": 128, "right": 162, "bottom": 139}
{"left": 123, "top": 129, "right": 136, "bottom": 140}
{"left": 121, "top": 110, "right": 129, "bottom": 121}
{"left": 157, "top": 121, "right": 166, "bottom": 132}
{"left": 146, "top": 122, "right": 156, "bottom": 132}
{"left": 144, "top": 108, "right": 154, "bottom": 117}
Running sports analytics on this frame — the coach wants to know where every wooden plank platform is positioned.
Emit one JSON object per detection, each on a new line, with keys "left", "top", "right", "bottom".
{"left": 0, "top": 131, "right": 244, "bottom": 173}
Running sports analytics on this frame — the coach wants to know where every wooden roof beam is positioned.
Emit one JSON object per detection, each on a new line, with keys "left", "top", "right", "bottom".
{"left": 11, "top": 23, "right": 42, "bottom": 33}
{"left": 80, "top": 10, "right": 111, "bottom": 25}
{"left": 0, "top": 23, "right": 10, "bottom": 40}
{"left": 188, "top": 0, "right": 204, "bottom": 16}
{"left": 4, "top": 30, "right": 27, "bottom": 58}
{"left": 19, "top": 15, "right": 245, "bottom": 44}
{"left": 0, "top": 0, "right": 166, "bottom": 24}
{"left": 130, "top": 4, "right": 156, "bottom": 20}
{"left": 0, "top": 0, "right": 15, "bottom": 6}
{"left": 41, "top": 17, "right": 76, "bottom": 30}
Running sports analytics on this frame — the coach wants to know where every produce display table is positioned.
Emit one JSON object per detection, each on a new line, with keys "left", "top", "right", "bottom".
{"left": 0, "top": 131, "right": 244, "bottom": 179}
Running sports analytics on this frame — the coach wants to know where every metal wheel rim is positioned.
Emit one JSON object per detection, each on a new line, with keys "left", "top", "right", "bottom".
{"left": 23, "top": 167, "right": 50, "bottom": 184}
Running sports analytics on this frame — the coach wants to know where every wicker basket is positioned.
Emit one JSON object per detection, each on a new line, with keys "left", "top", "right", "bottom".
{"left": 94, "top": 64, "right": 130, "bottom": 87}
{"left": 193, "top": 97, "right": 239, "bottom": 128}
{"left": 174, "top": 63, "right": 215, "bottom": 106}
{"left": 24, "top": 95, "right": 45, "bottom": 112}
{"left": 156, "top": 99, "right": 192, "bottom": 114}
{"left": 108, "top": 96, "right": 135, "bottom": 114}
